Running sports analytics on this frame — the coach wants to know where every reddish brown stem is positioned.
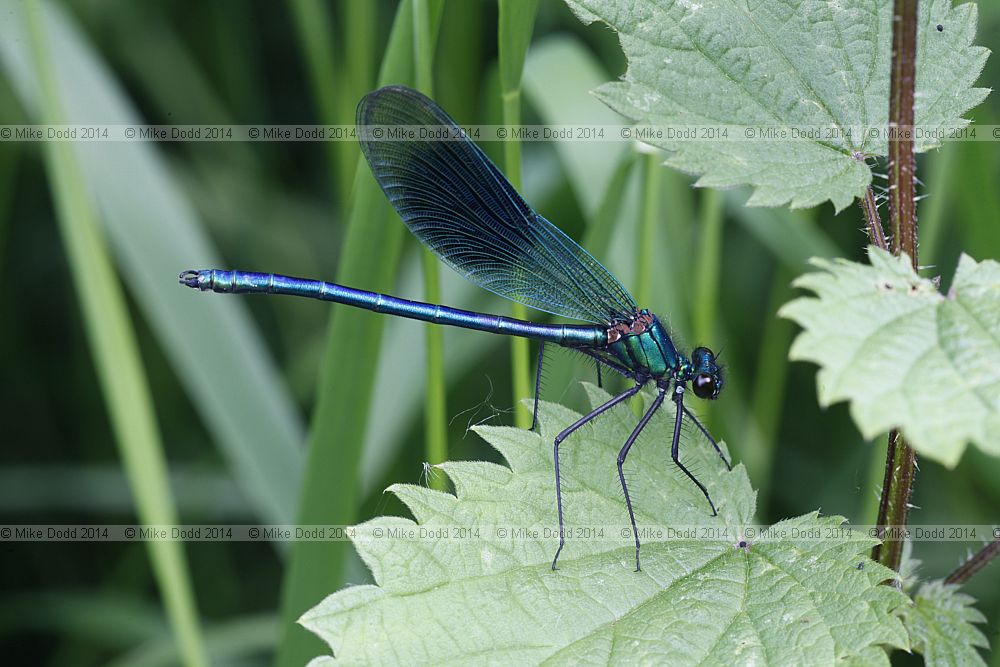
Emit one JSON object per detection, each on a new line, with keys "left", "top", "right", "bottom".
{"left": 871, "top": 0, "right": 920, "bottom": 578}
{"left": 945, "top": 538, "right": 1000, "bottom": 585}
{"left": 859, "top": 185, "right": 888, "bottom": 250}
{"left": 888, "top": 0, "right": 919, "bottom": 269}
{"left": 870, "top": 430, "right": 917, "bottom": 572}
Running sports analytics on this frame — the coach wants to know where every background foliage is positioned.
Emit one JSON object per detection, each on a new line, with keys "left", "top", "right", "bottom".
{"left": 0, "top": 1, "right": 997, "bottom": 665}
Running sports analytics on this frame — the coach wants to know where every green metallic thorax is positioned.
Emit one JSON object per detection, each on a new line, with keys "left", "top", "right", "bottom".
{"left": 605, "top": 311, "right": 688, "bottom": 380}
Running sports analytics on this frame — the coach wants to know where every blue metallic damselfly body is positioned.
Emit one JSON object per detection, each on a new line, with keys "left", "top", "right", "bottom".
{"left": 181, "top": 86, "right": 731, "bottom": 571}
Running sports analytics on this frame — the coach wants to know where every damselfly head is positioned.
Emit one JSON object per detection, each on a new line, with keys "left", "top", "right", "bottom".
{"left": 690, "top": 346, "right": 723, "bottom": 400}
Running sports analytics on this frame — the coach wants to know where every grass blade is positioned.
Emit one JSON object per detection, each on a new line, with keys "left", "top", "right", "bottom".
{"left": 0, "top": 465, "right": 252, "bottom": 519}
{"left": 22, "top": 2, "right": 206, "bottom": 664}
{"left": 0, "top": 0, "right": 306, "bottom": 529}
{"left": 692, "top": 189, "right": 723, "bottom": 346}
{"left": 413, "top": 0, "right": 449, "bottom": 489}
{"left": 521, "top": 34, "right": 635, "bottom": 406}
{"left": 918, "top": 142, "right": 957, "bottom": 268}
{"left": 725, "top": 192, "right": 839, "bottom": 269}
{"left": 523, "top": 35, "right": 628, "bottom": 220}
{"left": 635, "top": 151, "right": 663, "bottom": 310}
{"left": 499, "top": 0, "right": 540, "bottom": 428}
{"left": 743, "top": 264, "right": 797, "bottom": 513}
{"left": 288, "top": 0, "right": 341, "bottom": 195}
{"left": 689, "top": 188, "right": 723, "bottom": 425}
{"left": 0, "top": 591, "right": 167, "bottom": 649}
{"left": 334, "top": 1, "right": 377, "bottom": 205}
{"left": 108, "top": 614, "right": 278, "bottom": 667}
{"left": 276, "top": 2, "right": 444, "bottom": 664}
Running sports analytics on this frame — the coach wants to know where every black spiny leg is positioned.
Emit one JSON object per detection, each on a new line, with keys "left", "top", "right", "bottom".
{"left": 552, "top": 383, "right": 642, "bottom": 570}
{"left": 577, "top": 349, "right": 632, "bottom": 381}
{"left": 595, "top": 359, "right": 603, "bottom": 388}
{"left": 617, "top": 386, "right": 668, "bottom": 571}
{"left": 682, "top": 405, "right": 731, "bottom": 470}
{"left": 671, "top": 386, "right": 718, "bottom": 516}
{"left": 530, "top": 341, "right": 545, "bottom": 432}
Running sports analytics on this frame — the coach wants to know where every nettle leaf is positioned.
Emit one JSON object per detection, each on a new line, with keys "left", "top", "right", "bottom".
{"left": 301, "top": 386, "right": 908, "bottom": 665}
{"left": 564, "top": 0, "right": 989, "bottom": 210}
{"left": 780, "top": 248, "right": 1000, "bottom": 467}
{"left": 901, "top": 580, "right": 989, "bottom": 666}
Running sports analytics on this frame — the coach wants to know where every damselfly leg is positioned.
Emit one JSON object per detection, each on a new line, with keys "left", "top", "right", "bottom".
{"left": 530, "top": 341, "right": 546, "bottom": 433}
{"left": 682, "top": 404, "right": 731, "bottom": 470}
{"left": 552, "top": 383, "right": 642, "bottom": 570}
{"left": 671, "top": 385, "right": 718, "bottom": 516}
{"left": 616, "top": 387, "right": 669, "bottom": 571}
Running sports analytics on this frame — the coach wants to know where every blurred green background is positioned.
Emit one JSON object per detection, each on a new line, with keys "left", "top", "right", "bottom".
{"left": 1, "top": 1, "right": 998, "bottom": 665}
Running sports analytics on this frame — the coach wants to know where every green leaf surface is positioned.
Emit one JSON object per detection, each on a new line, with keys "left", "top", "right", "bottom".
{"left": 901, "top": 580, "right": 989, "bottom": 667}
{"left": 302, "top": 386, "right": 907, "bottom": 665}
{"left": 564, "top": 0, "right": 989, "bottom": 210}
{"left": 780, "top": 248, "right": 1000, "bottom": 467}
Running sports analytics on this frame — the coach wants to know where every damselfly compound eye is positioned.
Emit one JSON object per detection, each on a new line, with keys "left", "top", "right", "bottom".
{"left": 693, "top": 373, "right": 716, "bottom": 399}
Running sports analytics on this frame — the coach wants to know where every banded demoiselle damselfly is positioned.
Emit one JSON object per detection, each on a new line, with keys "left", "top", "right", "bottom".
{"left": 181, "top": 86, "right": 731, "bottom": 571}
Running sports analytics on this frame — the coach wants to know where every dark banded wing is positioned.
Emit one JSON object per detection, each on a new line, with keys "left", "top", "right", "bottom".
{"left": 356, "top": 85, "right": 637, "bottom": 326}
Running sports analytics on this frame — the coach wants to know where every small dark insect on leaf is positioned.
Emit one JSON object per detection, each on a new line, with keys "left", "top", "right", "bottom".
{"left": 937, "top": 24, "right": 944, "bottom": 32}
{"left": 857, "top": 562, "right": 865, "bottom": 570}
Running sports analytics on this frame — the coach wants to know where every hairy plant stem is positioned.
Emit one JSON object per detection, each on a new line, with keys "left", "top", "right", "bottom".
{"left": 945, "top": 537, "right": 1000, "bottom": 586}
{"left": 888, "top": 1, "right": 920, "bottom": 268}
{"left": 871, "top": 0, "right": 920, "bottom": 578}
{"left": 870, "top": 430, "right": 916, "bottom": 571}
{"left": 859, "top": 185, "right": 887, "bottom": 250}
{"left": 944, "top": 537, "right": 1000, "bottom": 585}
